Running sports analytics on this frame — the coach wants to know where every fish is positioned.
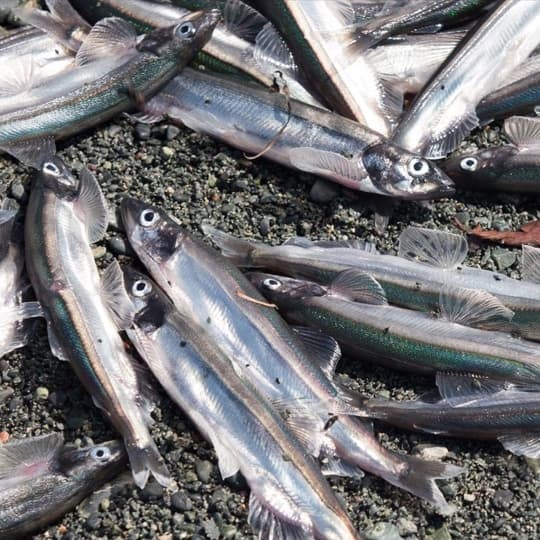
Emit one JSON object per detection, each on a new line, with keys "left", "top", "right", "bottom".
{"left": 445, "top": 116, "right": 540, "bottom": 193}
{"left": 242, "top": 0, "right": 402, "bottom": 135}
{"left": 393, "top": 0, "right": 540, "bottom": 158}
{"left": 0, "top": 8, "right": 220, "bottom": 167}
{"left": 142, "top": 67, "right": 455, "bottom": 199}
{"left": 0, "top": 434, "right": 126, "bottom": 540}
{"left": 69, "top": 0, "right": 320, "bottom": 106}
{"left": 121, "top": 198, "right": 462, "bottom": 514}
{"left": 0, "top": 205, "right": 43, "bottom": 357}
{"left": 360, "top": 372, "right": 540, "bottom": 460}
{"left": 122, "top": 266, "right": 361, "bottom": 540}
{"left": 24, "top": 157, "right": 169, "bottom": 489}
{"left": 354, "top": 0, "right": 492, "bottom": 49}
{"left": 202, "top": 225, "right": 540, "bottom": 341}
{"left": 248, "top": 270, "right": 540, "bottom": 384}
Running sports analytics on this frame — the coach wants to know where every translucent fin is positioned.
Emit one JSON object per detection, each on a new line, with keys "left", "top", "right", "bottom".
{"left": 101, "top": 261, "right": 135, "bottom": 330}
{"left": 329, "top": 269, "right": 387, "bottom": 304}
{"left": 76, "top": 168, "right": 109, "bottom": 244}
{"left": 398, "top": 226, "right": 467, "bottom": 269}
{"left": 305, "top": 0, "right": 356, "bottom": 31}
{"left": 46, "top": 321, "right": 68, "bottom": 361}
{"left": 224, "top": 0, "right": 267, "bottom": 41}
{"left": 499, "top": 433, "right": 540, "bottom": 459}
{"left": 504, "top": 116, "right": 540, "bottom": 151}
{"left": 0, "top": 302, "right": 43, "bottom": 354}
{"left": 289, "top": 148, "right": 367, "bottom": 183}
{"left": 424, "top": 108, "right": 479, "bottom": 159}
{"left": 211, "top": 436, "right": 240, "bottom": 479}
{"left": 0, "top": 209, "right": 16, "bottom": 260}
{"left": 522, "top": 245, "right": 540, "bottom": 284}
{"left": 436, "top": 372, "right": 513, "bottom": 404}
{"left": 0, "top": 55, "right": 35, "bottom": 98}
{"left": 253, "top": 22, "right": 296, "bottom": 72}
{"left": 247, "top": 490, "right": 312, "bottom": 540}
{"left": 125, "top": 438, "right": 170, "bottom": 489}
{"left": 439, "top": 285, "right": 514, "bottom": 330}
{"left": 282, "top": 237, "right": 378, "bottom": 252}
{"left": 378, "top": 73, "right": 404, "bottom": 121}
{"left": 322, "top": 455, "right": 364, "bottom": 479}
{"left": 0, "top": 136, "right": 56, "bottom": 169}
{"left": 0, "top": 433, "right": 63, "bottom": 487}
{"left": 292, "top": 326, "right": 341, "bottom": 379}
{"left": 76, "top": 17, "right": 138, "bottom": 66}
{"left": 201, "top": 225, "right": 260, "bottom": 266}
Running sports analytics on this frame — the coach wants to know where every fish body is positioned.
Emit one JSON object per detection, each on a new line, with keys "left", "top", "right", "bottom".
{"left": 0, "top": 434, "right": 125, "bottom": 539}
{"left": 393, "top": 0, "right": 540, "bottom": 158}
{"left": 248, "top": 271, "right": 540, "bottom": 383}
{"left": 202, "top": 226, "right": 540, "bottom": 341}
{"left": 146, "top": 67, "right": 454, "bottom": 199}
{"left": 123, "top": 267, "right": 360, "bottom": 540}
{"left": 121, "top": 198, "right": 462, "bottom": 514}
{"left": 24, "top": 158, "right": 169, "bottom": 488}
{"left": 0, "top": 9, "right": 220, "bottom": 167}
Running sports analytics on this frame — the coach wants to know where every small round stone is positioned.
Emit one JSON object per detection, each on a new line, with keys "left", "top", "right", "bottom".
{"left": 34, "top": 386, "right": 49, "bottom": 401}
{"left": 195, "top": 460, "right": 213, "bottom": 482}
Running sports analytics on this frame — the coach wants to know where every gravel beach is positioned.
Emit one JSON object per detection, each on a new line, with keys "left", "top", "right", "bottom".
{"left": 1, "top": 99, "right": 540, "bottom": 538}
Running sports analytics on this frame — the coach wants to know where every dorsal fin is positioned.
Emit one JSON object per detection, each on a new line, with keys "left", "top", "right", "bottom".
{"left": 253, "top": 22, "right": 296, "bottom": 72}
{"left": 0, "top": 55, "right": 36, "bottom": 98}
{"left": 522, "top": 245, "right": 540, "bottom": 283}
{"left": 436, "top": 372, "right": 511, "bottom": 403}
{"left": 101, "top": 261, "right": 135, "bottom": 330}
{"left": 439, "top": 284, "right": 514, "bottom": 330}
{"left": 223, "top": 0, "right": 266, "bottom": 41}
{"left": 398, "top": 226, "right": 467, "bottom": 269}
{"left": 293, "top": 326, "right": 341, "bottom": 379}
{"left": 504, "top": 116, "right": 540, "bottom": 151}
{"left": 329, "top": 269, "right": 387, "bottom": 305}
{"left": 0, "top": 137, "right": 56, "bottom": 169}
{"left": 76, "top": 168, "right": 109, "bottom": 244}
{"left": 498, "top": 433, "right": 540, "bottom": 459}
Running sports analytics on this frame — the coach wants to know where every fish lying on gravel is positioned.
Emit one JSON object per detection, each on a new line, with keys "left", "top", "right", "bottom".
{"left": 203, "top": 225, "right": 540, "bottom": 341}
{"left": 0, "top": 8, "right": 220, "bottom": 166}
{"left": 143, "top": 67, "right": 455, "bottom": 199}
{"left": 121, "top": 198, "right": 462, "bottom": 514}
{"left": 0, "top": 433, "right": 126, "bottom": 540}
{"left": 249, "top": 271, "right": 540, "bottom": 384}
{"left": 360, "top": 372, "right": 540, "bottom": 459}
{"left": 70, "top": 0, "right": 320, "bottom": 106}
{"left": 445, "top": 116, "right": 540, "bottom": 193}
{"left": 0, "top": 206, "right": 42, "bottom": 357}
{"left": 393, "top": 0, "right": 540, "bottom": 158}
{"left": 25, "top": 157, "right": 169, "bottom": 489}
{"left": 123, "top": 266, "right": 361, "bottom": 540}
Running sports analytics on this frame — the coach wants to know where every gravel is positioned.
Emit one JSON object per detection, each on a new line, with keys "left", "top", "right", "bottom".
{"left": 0, "top": 89, "right": 539, "bottom": 540}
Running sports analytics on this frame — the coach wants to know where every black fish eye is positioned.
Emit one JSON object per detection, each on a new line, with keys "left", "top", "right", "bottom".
{"left": 43, "top": 162, "right": 61, "bottom": 176}
{"left": 91, "top": 447, "right": 111, "bottom": 462}
{"left": 460, "top": 157, "right": 478, "bottom": 172}
{"left": 132, "top": 279, "right": 152, "bottom": 297}
{"left": 263, "top": 278, "right": 281, "bottom": 290}
{"left": 176, "top": 21, "right": 195, "bottom": 39}
{"left": 140, "top": 209, "right": 159, "bottom": 227}
{"left": 407, "top": 158, "right": 429, "bottom": 177}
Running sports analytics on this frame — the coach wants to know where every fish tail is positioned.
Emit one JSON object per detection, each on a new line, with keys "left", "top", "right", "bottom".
{"left": 386, "top": 453, "right": 463, "bottom": 515}
{"left": 125, "top": 438, "right": 171, "bottom": 489}
{"left": 201, "top": 224, "right": 258, "bottom": 266}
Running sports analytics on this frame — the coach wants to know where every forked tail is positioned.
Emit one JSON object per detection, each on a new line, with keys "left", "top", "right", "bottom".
{"left": 125, "top": 437, "right": 171, "bottom": 489}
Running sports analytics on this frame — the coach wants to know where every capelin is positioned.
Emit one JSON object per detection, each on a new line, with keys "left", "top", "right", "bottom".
{"left": 136, "top": 8, "right": 221, "bottom": 56}
{"left": 247, "top": 272, "right": 326, "bottom": 306}
{"left": 362, "top": 142, "right": 455, "bottom": 200}
{"left": 36, "top": 157, "right": 79, "bottom": 198}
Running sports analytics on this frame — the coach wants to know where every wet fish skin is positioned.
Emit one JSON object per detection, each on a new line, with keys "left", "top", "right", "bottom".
{"left": 248, "top": 271, "right": 540, "bottom": 384}
{"left": 122, "top": 266, "right": 361, "bottom": 540}
{"left": 121, "top": 198, "right": 462, "bottom": 514}
{"left": 0, "top": 434, "right": 125, "bottom": 540}
{"left": 25, "top": 157, "right": 169, "bottom": 489}
{"left": 146, "top": 67, "right": 454, "bottom": 199}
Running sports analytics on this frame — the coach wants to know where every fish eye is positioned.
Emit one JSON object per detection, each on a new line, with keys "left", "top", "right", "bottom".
{"left": 407, "top": 158, "right": 430, "bottom": 177}
{"left": 140, "top": 209, "right": 160, "bottom": 227}
{"left": 132, "top": 279, "right": 152, "bottom": 297}
{"left": 460, "top": 156, "right": 478, "bottom": 172}
{"left": 90, "top": 446, "right": 111, "bottom": 462}
{"left": 263, "top": 278, "right": 282, "bottom": 290}
{"left": 176, "top": 21, "right": 196, "bottom": 39}
{"left": 43, "top": 161, "right": 61, "bottom": 176}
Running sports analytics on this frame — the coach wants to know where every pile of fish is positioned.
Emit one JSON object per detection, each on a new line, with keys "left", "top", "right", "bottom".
{"left": 1, "top": 0, "right": 540, "bottom": 538}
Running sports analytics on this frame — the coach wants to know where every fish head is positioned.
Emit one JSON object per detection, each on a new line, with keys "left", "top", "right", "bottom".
{"left": 362, "top": 143, "right": 455, "bottom": 200}
{"left": 443, "top": 146, "right": 516, "bottom": 184}
{"left": 122, "top": 265, "right": 170, "bottom": 334}
{"left": 247, "top": 272, "right": 326, "bottom": 307}
{"left": 121, "top": 197, "right": 185, "bottom": 265}
{"left": 58, "top": 440, "right": 126, "bottom": 484}
{"left": 136, "top": 9, "right": 220, "bottom": 58}
{"left": 37, "top": 157, "right": 79, "bottom": 200}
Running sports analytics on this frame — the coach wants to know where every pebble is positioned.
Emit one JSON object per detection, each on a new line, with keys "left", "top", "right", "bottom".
{"left": 427, "top": 525, "right": 451, "bottom": 540}
{"left": 309, "top": 179, "right": 339, "bottom": 203}
{"left": 491, "top": 248, "right": 516, "bottom": 271}
{"left": 85, "top": 513, "right": 101, "bottom": 531}
{"left": 34, "top": 386, "right": 49, "bottom": 401}
{"left": 233, "top": 179, "right": 249, "bottom": 191}
{"left": 161, "top": 146, "right": 175, "bottom": 159}
{"left": 195, "top": 460, "right": 213, "bottom": 482}
{"left": 463, "top": 493, "right": 476, "bottom": 503}
{"left": 171, "top": 492, "right": 193, "bottom": 512}
{"left": 92, "top": 246, "right": 107, "bottom": 259}
{"left": 165, "top": 125, "right": 180, "bottom": 141}
{"left": 412, "top": 444, "right": 449, "bottom": 461}
{"left": 259, "top": 216, "right": 271, "bottom": 236}
{"left": 396, "top": 518, "right": 417, "bottom": 536}
{"left": 364, "top": 522, "right": 402, "bottom": 540}
{"left": 492, "top": 489, "right": 513, "bottom": 509}
{"left": 107, "top": 236, "right": 131, "bottom": 256}
{"left": 135, "top": 124, "right": 151, "bottom": 140}
{"left": 107, "top": 124, "right": 123, "bottom": 137}
{"left": 9, "top": 181, "right": 24, "bottom": 201}
{"left": 526, "top": 457, "right": 540, "bottom": 475}
{"left": 140, "top": 480, "right": 164, "bottom": 501}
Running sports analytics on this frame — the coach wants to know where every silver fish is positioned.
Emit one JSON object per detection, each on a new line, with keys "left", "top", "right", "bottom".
{"left": 123, "top": 266, "right": 361, "bottom": 540}
{"left": 25, "top": 158, "right": 169, "bottom": 489}
{"left": 121, "top": 198, "right": 462, "bottom": 514}
{"left": 145, "top": 67, "right": 455, "bottom": 200}
{"left": 0, "top": 434, "right": 125, "bottom": 540}
{"left": 393, "top": 0, "right": 540, "bottom": 158}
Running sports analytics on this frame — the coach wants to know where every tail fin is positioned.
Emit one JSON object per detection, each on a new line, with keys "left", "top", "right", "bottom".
{"left": 125, "top": 438, "right": 170, "bottom": 489}
{"left": 201, "top": 224, "right": 261, "bottom": 267}
{"left": 387, "top": 454, "right": 463, "bottom": 515}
